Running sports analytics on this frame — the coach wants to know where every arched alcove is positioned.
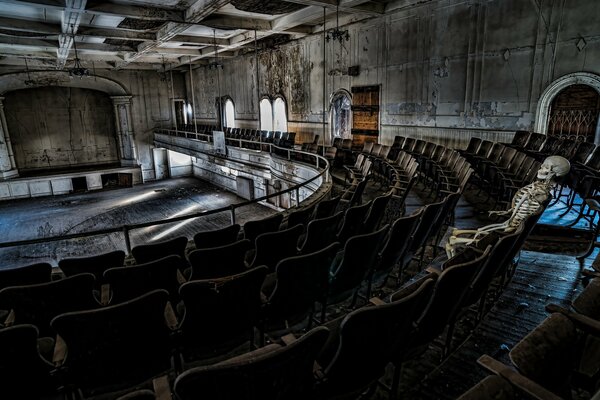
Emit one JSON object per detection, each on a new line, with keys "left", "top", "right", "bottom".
{"left": 329, "top": 89, "right": 352, "bottom": 143}
{"left": 535, "top": 72, "right": 600, "bottom": 143}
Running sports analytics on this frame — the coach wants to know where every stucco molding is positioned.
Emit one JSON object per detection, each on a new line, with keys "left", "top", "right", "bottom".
{"left": 0, "top": 70, "right": 129, "bottom": 96}
{"left": 534, "top": 72, "right": 600, "bottom": 134}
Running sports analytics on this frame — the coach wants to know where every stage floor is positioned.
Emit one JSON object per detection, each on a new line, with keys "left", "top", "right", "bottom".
{"left": 0, "top": 177, "right": 275, "bottom": 268}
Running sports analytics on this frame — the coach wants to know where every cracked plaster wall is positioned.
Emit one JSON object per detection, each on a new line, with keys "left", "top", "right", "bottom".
{"left": 186, "top": 0, "right": 600, "bottom": 148}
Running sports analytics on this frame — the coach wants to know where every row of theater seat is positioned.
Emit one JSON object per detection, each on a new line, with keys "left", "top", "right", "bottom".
{"left": 0, "top": 131, "right": 554, "bottom": 399}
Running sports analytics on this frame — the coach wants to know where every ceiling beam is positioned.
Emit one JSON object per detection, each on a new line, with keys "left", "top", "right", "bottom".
{"left": 0, "top": 16, "right": 61, "bottom": 34}
{"left": 283, "top": 0, "right": 384, "bottom": 16}
{"left": 170, "top": 34, "right": 229, "bottom": 46}
{"left": 56, "top": 0, "right": 87, "bottom": 69}
{"left": 119, "top": 0, "right": 231, "bottom": 67}
{"left": 84, "top": 0, "right": 184, "bottom": 22}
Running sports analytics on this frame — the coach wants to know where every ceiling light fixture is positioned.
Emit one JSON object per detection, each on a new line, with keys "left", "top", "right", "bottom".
{"left": 69, "top": 29, "right": 89, "bottom": 78}
{"left": 208, "top": 29, "right": 223, "bottom": 70}
{"left": 325, "top": 4, "right": 349, "bottom": 43}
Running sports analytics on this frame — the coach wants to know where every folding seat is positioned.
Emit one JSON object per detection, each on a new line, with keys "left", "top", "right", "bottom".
{"left": 340, "top": 176, "right": 369, "bottom": 208}
{"left": 459, "top": 136, "right": 482, "bottom": 159}
{"left": 0, "top": 262, "right": 52, "bottom": 290}
{"left": 328, "top": 225, "right": 389, "bottom": 305}
{"left": 58, "top": 250, "right": 125, "bottom": 283}
{"left": 323, "top": 146, "right": 338, "bottom": 167}
{"left": 388, "top": 136, "right": 405, "bottom": 161}
{"left": 103, "top": 254, "right": 187, "bottom": 305}
{"left": 401, "top": 137, "right": 416, "bottom": 153}
{"left": 299, "top": 211, "right": 344, "bottom": 255}
{"left": 401, "top": 198, "right": 446, "bottom": 268}
{"left": 173, "top": 326, "right": 329, "bottom": 400}
{"left": 187, "top": 239, "right": 252, "bottom": 280}
{"left": 284, "top": 132, "right": 296, "bottom": 148}
{"left": 570, "top": 142, "right": 595, "bottom": 164}
{"left": 332, "top": 137, "right": 342, "bottom": 148}
{"left": 336, "top": 201, "right": 373, "bottom": 245}
{"left": 370, "top": 143, "right": 383, "bottom": 157}
{"left": 0, "top": 273, "right": 98, "bottom": 337}
{"left": 51, "top": 290, "right": 175, "bottom": 398}
{"left": 242, "top": 214, "right": 283, "bottom": 245}
{"left": 555, "top": 137, "right": 579, "bottom": 159}
{"left": 247, "top": 224, "right": 304, "bottom": 272}
{"left": 523, "top": 132, "right": 545, "bottom": 151}
{"left": 131, "top": 236, "right": 188, "bottom": 264}
{"left": 411, "top": 139, "right": 426, "bottom": 156}
{"left": 316, "top": 277, "right": 435, "bottom": 400}
{"left": 343, "top": 153, "right": 366, "bottom": 182}
{"left": 477, "top": 311, "right": 594, "bottom": 400}
{"left": 0, "top": 324, "right": 58, "bottom": 398}
{"left": 176, "top": 266, "right": 267, "bottom": 364}
{"left": 262, "top": 243, "right": 341, "bottom": 329}
{"left": 192, "top": 224, "right": 241, "bottom": 250}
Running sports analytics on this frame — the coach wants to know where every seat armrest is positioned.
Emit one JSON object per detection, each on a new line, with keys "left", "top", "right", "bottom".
{"left": 164, "top": 302, "right": 179, "bottom": 330}
{"left": 281, "top": 333, "right": 297, "bottom": 346}
{"left": 545, "top": 303, "right": 600, "bottom": 336}
{"left": 153, "top": 375, "right": 172, "bottom": 400}
{"left": 53, "top": 334, "right": 67, "bottom": 366}
{"left": 369, "top": 297, "right": 386, "bottom": 306}
{"left": 477, "top": 355, "right": 562, "bottom": 400}
{"left": 100, "top": 284, "right": 110, "bottom": 306}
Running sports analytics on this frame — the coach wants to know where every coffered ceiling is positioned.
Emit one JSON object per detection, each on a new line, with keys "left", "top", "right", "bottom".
{"left": 0, "top": 0, "right": 424, "bottom": 71}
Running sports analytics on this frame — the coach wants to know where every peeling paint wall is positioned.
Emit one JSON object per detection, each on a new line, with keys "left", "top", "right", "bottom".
{"left": 185, "top": 0, "right": 600, "bottom": 148}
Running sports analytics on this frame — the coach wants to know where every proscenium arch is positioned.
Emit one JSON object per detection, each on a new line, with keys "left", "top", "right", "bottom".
{"left": 535, "top": 72, "right": 600, "bottom": 142}
{"left": 0, "top": 70, "right": 129, "bottom": 96}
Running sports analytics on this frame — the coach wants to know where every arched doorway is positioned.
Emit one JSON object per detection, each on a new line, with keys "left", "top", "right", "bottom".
{"left": 330, "top": 89, "right": 352, "bottom": 143}
{"left": 547, "top": 84, "right": 600, "bottom": 142}
{"left": 535, "top": 72, "right": 600, "bottom": 143}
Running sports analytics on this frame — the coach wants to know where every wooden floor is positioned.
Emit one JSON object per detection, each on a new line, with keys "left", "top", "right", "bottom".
{"left": 0, "top": 172, "right": 596, "bottom": 399}
{"left": 0, "top": 177, "right": 275, "bottom": 268}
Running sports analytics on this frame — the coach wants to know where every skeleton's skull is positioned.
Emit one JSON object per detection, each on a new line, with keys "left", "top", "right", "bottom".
{"left": 537, "top": 155, "right": 570, "bottom": 180}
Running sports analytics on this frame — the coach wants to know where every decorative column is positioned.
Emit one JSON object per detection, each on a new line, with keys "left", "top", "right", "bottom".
{"left": 0, "top": 97, "right": 19, "bottom": 179}
{"left": 111, "top": 95, "right": 139, "bottom": 166}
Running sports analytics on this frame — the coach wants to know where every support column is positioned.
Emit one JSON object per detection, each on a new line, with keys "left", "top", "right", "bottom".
{"left": 0, "top": 97, "right": 19, "bottom": 179}
{"left": 111, "top": 95, "right": 139, "bottom": 167}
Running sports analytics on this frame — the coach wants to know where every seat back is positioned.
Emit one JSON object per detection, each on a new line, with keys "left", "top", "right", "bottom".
{"left": 285, "top": 204, "right": 316, "bottom": 230}
{"left": 0, "top": 262, "right": 52, "bottom": 291}
{"left": 0, "top": 324, "right": 56, "bottom": 397}
{"left": 193, "top": 224, "right": 241, "bottom": 249}
{"left": 104, "top": 255, "right": 185, "bottom": 304}
{"left": 402, "top": 137, "right": 416, "bottom": 152}
{"left": 464, "top": 137, "right": 482, "bottom": 154}
{"left": 408, "top": 199, "right": 446, "bottom": 253}
{"left": 421, "top": 142, "right": 436, "bottom": 159}
{"left": 250, "top": 224, "right": 304, "bottom": 271}
{"left": 300, "top": 211, "right": 344, "bottom": 254}
{"left": 188, "top": 239, "right": 252, "bottom": 280}
{"left": 313, "top": 196, "right": 341, "bottom": 219}
{"left": 507, "top": 151, "right": 527, "bottom": 175}
{"left": 571, "top": 142, "right": 595, "bottom": 164}
{"left": 59, "top": 250, "right": 125, "bottom": 283}
{"left": 476, "top": 140, "right": 493, "bottom": 157}
{"left": 362, "top": 142, "right": 374, "bottom": 154}
{"left": 412, "top": 140, "right": 426, "bottom": 154}
{"left": 495, "top": 146, "right": 516, "bottom": 169}
{"left": 131, "top": 236, "right": 188, "bottom": 264}
{"left": 323, "top": 278, "right": 435, "bottom": 394}
{"left": 337, "top": 201, "right": 373, "bottom": 245}
{"left": 413, "top": 247, "right": 491, "bottom": 345}
{"left": 174, "top": 326, "right": 329, "bottom": 400}
{"left": 0, "top": 273, "right": 97, "bottom": 337}
{"left": 584, "top": 145, "right": 600, "bottom": 170}
{"left": 511, "top": 130, "right": 531, "bottom": 147}
{"left": 243, "top": 214, "right": 284, "bottom": 245}
{"left": 377, "top": 209, "right": 423, "bottom": 272}
{"left": 266, "top": 243, "right": 340, "bottom": 322}
{"left": 525, "top": 132, "right": 545, "bottom": 151}
{"left": 178, "top": 267, "right": 268, "bottom": 358}
{"left": 51, "top": 290, "right": 173, "bottom": 397}
{"left": 363, "top": 191, "right": 392, "bottom": 233}
{"left": 330, "top": 225, "right": 389, "bottom": 298}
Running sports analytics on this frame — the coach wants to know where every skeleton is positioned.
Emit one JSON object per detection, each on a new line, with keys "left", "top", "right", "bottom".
{"left": 445, "top": 155, "right": 571, "bottom": 257}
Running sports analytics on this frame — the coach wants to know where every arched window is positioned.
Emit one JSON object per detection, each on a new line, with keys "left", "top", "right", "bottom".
{"left": 260, "top": 98, "right": 273, "bottom": 131}
{"left": 273, "top": 97, "right": 288, "bottom": 132}
{"left": 330, "top": 90, "right": 352, "bottom": 142}
{"left": 223, "top": 98, "right": 236, "bottom": 128}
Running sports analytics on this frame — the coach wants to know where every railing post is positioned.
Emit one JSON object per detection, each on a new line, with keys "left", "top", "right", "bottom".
{"left": 288, "top": 149, "right": 291, "bottom": 161}
{"left": 230, "top": 204, "right": 236, "bottom": 225}
{"left": 123, "top": 226, "right": 132, "bottom": 255}
{"left": 296, "top": 187, "right": 301, "bottom": 207}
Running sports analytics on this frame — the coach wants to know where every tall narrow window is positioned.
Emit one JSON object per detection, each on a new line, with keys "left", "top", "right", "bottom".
{"left": 273, "top": 97, "right": 288, "bottom": 132}
{"left": 223, "top": 99, "right": 236, "bottom": 128}
{"left": 260, "top": 98, "right": 273, "bottom": 131}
